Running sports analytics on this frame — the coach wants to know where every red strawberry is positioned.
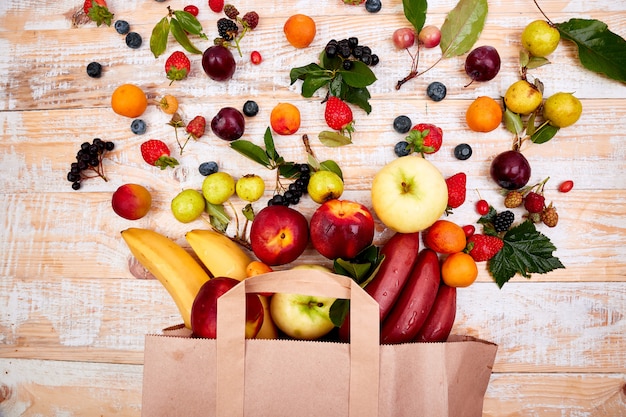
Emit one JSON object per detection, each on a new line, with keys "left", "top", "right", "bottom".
{"left": 208, "top": 0, "right": 225, "bottom": 13}
{"left": 445, "top": 172, "right": 466, "bottom": 210}
{"left": 83, "top": 0, "right": 114, "bottom": 27}
{"left": 165, "top": 52, "right": 191, "bottom": 84}
{"left": 407, "top": 123, "right": 443, "bottom": 155}
{"left": 467, "top": 234, "right": 504, "bottom": 262}
{"left": 186, "top": 116, "right": 206, "bottom": 139}
{"left": 324, "top": 96, "right": 354, "bottom": 136}
{"left": 140, "top": 140, "right": 179, "bottom": 170}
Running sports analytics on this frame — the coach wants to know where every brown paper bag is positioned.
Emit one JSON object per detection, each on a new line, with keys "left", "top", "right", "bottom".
{"left": 142, "top": 270, "right": 497, "bottom": 417}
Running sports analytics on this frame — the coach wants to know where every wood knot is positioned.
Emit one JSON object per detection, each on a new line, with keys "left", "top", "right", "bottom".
{"left": 0, "top": 384, "right": 12, "bottom": 403}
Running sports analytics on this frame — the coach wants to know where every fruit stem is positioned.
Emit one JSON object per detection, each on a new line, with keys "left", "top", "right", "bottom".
{"left": 302, "top": 134, "right": 315, "bottom": 159}
{"left": 396, "top": 44, "right": 421, "bottom": 90}
{"left": 532, "top": 0, "right": 555, "bottom": 25}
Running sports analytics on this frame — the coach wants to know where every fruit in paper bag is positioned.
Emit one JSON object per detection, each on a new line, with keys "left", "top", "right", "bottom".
{"left": 415, "top": 283, "right": 457, "bottom": 342}
{"left": 371, "top": 155, "right": 448, "bottom": 233}
{"left": 270, "top": 292, "right": 335, "bottom": 340}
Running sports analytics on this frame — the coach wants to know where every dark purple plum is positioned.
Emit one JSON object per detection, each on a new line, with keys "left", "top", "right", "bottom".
{"left": 211, "top": 107, "right": 245, "bottom": 141}
{"left": 490, "top": 150, "right": 531, "bottom": 190}
{"left": 464, "top": 45, "right": 501, "bottom": 85}
{"left": 202, "top": 45, "right": 236, "bottom": 81}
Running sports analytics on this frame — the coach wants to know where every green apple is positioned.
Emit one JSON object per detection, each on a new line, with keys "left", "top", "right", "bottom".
{"left": 307, "top": 170, "right": 344, "bottom": 204}
{"left": 270, "top": 292, "right": 336, "bottom": 340}
{"left": 171, "top": 189, "right": 206, "bottom": 223}
{"left": 202, "top": 172, "right": 235, "bottom": 205}
{"left": 371, "top": 155, "right": 448, "bottom": 233}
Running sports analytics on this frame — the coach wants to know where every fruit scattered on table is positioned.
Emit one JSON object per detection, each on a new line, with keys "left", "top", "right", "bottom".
{"left": 466, "top": 234, "right": 504, "bottom": 262}
{"left": 202, "top": 172, "right": 235, "bottom": 205}
{"left": 86, "top": 62, "right": 102, "bottom": 78}
{"left": 324, "top": 96, "right": 354, "bottom": 137}
{"left": 112, "top": 184, "right": 152, "bottom": 220}
{"left": 504, "top": 79, "right": 543, "bottom": 115}
{"left": 464, "top": 45, "right": 501, "bottom": 85}
{"left": 171, "top": 189, "right": 206, "bottom": 223}
{"left": 490, "top": 150, "right": 531, "bottom": 190}
{"left": 418, "top": 25, "right": 441, "bottom": 48}
{"left": 236, "top": 174, "right": 265, "bottom": 202}
{"left": 441, "top": 252, "right": 478, "bottom": 288}
{"left": 66, "top": 137, "right": 115, "bottom": 189}
{"left": 466, "top": 96, "right": 502, "bottom": 132}
{"left": 445, "top": 172, "right": 467, "bottom": 211}
{"left": 426, "top": 81, "right": 447, "bottom": 101}
{"left": 209, "top": 0, "right": 224, "bottom": 13}
{"left": 140, "top": 139, "right": 179, "bottom": 170}
{"left": 270, "top": 102, "right": 301, "bottom": 135}
{"left": 111, "top": 84, "right": 148, "bottom": 118}
{"left": 158, "top": 95, "right": 179, "bottom": 114}
{"left": 198, "top": 161, "right": 219, "bottom": 176}
{"left": 125, "top": 32, "right": 142, "bottom": 49}
{"left": 83, "top": 0, "right": 114, "bottom": 27}
{"left": 183, "top": 5, "right": 199, "bottom": 17}
{"left": 114, "top": 20, "right": 129, "bottom": 34}
{"left": 453, "top": 143, "right": 472, "bottom": 160}
{"left": 130, "top": 119, "right": 146, "bottom": 135}
{"left": 423, "top": 220, "right": 467, "bottom": 254}
{"left": 250, "top": 205, "right": 309, "bottom": 266}
{"left": 392, "top": 28, "right": 415, "bottom": 49}
{"left": 558, "top": 180, "right": 574, "bottom": 193}
{"left": 165, "top": 51, "right": 191, "bottom": 84}
{"left": 202, "top": 45, "right": 236, "bottom": 81}
{"left": 307, "top": 170, "right": 344, "bottom": 204}
{"left": 543, "top": 92, "right": 583, "bottom": 127}
{"left": 521, "top": 20, "right": 560, "bottom": 58}
{"left": 250, "top": 50, "right": 262, "bottom": 65}
{"left": 186, "top": 229, "right": 252, "bottom": 280}
{"left": 364, "top": 0, "right": 382, "bottom": 13}
{"left": 211, "top": 107, "right": 245, "bottom": 141}
{"left": 393, "top": 115, "right": 412, "bottom": 134}
{"left": 242, "top": 100, "right": 259, "bottom": 117}
{"left": 283, "top": 14, "right": 316, "bottom": 49}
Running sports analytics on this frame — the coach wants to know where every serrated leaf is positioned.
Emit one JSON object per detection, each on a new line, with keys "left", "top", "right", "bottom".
{"left": 531, "top": 123, "right": 560, "bottom": 144}
{"left": 230, "top": 140, "right": 271, "bottom": 167}
{"left": 329, "top": 74, "right": 344, "bottom": 97}
{"left": 150, "top": 17, "right": 170, "bottom": 58}
{"left": 339, "top": 60, "right": 377, "bottom": 88}
{"left": 319, "top": 159, "right": 343, "bottom": 180}
{"left": 342, "top": 86, "right": 372, "bottom": 114}
{"left": 503, "top": 108, "right": 524, "bottom": 135}
{"left": 174, "top": 10, "right": 206, "bottom": 38}
{"left": 170, "top": 18, "right": 203, "bottom": 55}
{"left": 263, "top": 127, "right": 278, "bottom": 161}
{"left": 402, "top": 0, "right": 428, "bottom": 33}
{"left": 319, "top": 131, "right": 353, "bottom": 147}
{"left": 205, "top": 202, "right": 230, "bottom": 232}
{"left": 488, "top": 221, "right": 564, "bottom": 288}
{"left": 289, "top": 63, "right": 324, "bottom": 84}
{"left": 302, "top": 74, "right": 333, "bottom": 97}
{"left": 440, "top": 0, "right": 488, "bottom": 58}
{"left": 527, "top": 56, "right": 550, "bottom": 69}
{"left": 556, "top": 18, "right": 626, "bottom": 83}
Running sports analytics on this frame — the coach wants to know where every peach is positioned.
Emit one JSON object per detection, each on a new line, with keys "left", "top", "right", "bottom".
{"left": 111, "top": 184, "right": 152, "bottom": 220}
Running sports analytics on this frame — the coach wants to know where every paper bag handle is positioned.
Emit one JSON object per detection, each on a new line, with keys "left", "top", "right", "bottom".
{"left": 216, "top": 270, "right": 380, "bottom": 417}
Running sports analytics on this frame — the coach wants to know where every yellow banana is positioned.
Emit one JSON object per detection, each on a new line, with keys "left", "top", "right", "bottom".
{"left": 121, "top": 228, "right": 210, "bottom": 328}
{"left": 185, "top": 229, "right": 251, "bottom": 280}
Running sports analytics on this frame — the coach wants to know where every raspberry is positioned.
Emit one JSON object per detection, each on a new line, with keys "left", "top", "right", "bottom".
{"left": 242, "top": 11, "right": 259, "bottom": 30}
{"left": 541, "top": 204, "right": 559, "bottom": 227}
{"left": 217, "top": 18, "right": 238, "bottom": 41}
{"left": 504, "top": 190, "right": 523, "bottom": 208}
{"left": 494, "top": 210, "right": 514, "bottom": 232}
{"left": 223, "top": 4, "right": 239, "bottom": 19}
{"left": 524, "top": 191, "right": 545, "bottom": 213}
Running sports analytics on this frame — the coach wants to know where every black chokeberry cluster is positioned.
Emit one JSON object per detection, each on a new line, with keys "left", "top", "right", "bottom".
{"left": 66, "top": 138, "right": 114, "bottom": 190}
{"left": 324, "top": 38, "right": 379, "bottom": 67}
{"left": 494, "top": 210, "right": 515, "bottom": 232}
{"left": 268, "top": 164, "right": 311, "bottom": 207}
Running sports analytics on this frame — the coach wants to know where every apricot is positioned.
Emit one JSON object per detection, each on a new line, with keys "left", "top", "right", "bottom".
{"left": 423, "top": 219, "right": 467, "bottom": 254}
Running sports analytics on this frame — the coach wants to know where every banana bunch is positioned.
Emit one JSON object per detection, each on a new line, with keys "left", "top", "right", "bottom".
{"left": 185, "top": 229, "right": 251, "bottom": 280}
{"left": 121, "top": 228, "right": 211, "bottom": 328}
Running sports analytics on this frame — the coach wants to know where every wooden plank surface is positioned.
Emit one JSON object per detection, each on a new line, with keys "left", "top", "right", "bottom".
{"left": 1, "top": 0, "right": 625, "bottom": 415}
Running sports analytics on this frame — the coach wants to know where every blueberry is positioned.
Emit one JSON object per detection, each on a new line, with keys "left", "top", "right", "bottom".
{"left": 393, "top": 115, "right": 412, "bottom": 134}
{"left": 199, "top": 161, "right": 218, "bottom": 176}
{"left": 394, "top": 141, "right": 411, "bottom": 157}
{"left": 454, "top": 143, "right": 473, "bottom": 160}
{"left": 114, "top": 20, "right": 130, "bottom": 35}
{"left": 86, "top": 62, "right": 102, "bottom": 78}
{"left": 365, "top": 0, "right": 382, "bottom": 12}
{"left": 426, "top": 81, "right": 447, "bottom": 102}
{"left": 125, "top": 32, "right": 142, "bottom": 49}
{"left": 130, "top": 119, "right": 147, "bottom": 135}
{"left": 242, "top": 100, "right": 259, "bottom": 117}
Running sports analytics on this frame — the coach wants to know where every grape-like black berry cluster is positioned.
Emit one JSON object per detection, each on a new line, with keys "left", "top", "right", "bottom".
{"left": 494, "top": 210, "right": 515, "bottom": 232}
{"left": 268, "top": 164, "right": 311, "bottom": 207}
{"left": 324, "top": 37, "right": 379, "bottom": 67}
{"left": 66, "top": 138, "right": 114, "bottom": 190}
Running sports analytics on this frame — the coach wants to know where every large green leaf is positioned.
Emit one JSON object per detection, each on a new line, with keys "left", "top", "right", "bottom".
{"left": 402, "top": 0, "right": 428, "bottom": 33}
{"left": 170, "top": 18, "right": 203, "bottom": 55}
{"left": 150, "top": 17, "right": 170, "bottom": 58}
{"left": 173, "top": 10, "right": 206, "bottom": 39}
{"left": 440, "top": 0, "right": 488, "bottom": 58}
{"left": 339, "top": 60, "right": 377, "bottom": 88}
{"left": 556, "top": 18, "right": 626, "bottom": 83}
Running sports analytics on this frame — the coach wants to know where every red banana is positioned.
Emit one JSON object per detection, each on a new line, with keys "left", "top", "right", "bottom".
{"left": 380, "top": 248, "right": 441, "bottom": 344}
{"left": 338, "top": 232, "right": 420, "bottom": 342}
{"left": 414, "top": 283, "right": 456, "bottom": 342}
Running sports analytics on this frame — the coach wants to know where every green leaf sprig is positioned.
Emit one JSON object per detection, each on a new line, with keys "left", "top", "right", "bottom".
{"left": 150, "top": 6, "right": 208, "bottom": 58}
{"left": 290, "top": 51, "right": 377, "bottom": 114}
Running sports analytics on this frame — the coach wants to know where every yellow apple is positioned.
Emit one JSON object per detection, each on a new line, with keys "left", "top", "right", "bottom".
{"left": 270, "top": 292, "right": 336, "bottom": 340}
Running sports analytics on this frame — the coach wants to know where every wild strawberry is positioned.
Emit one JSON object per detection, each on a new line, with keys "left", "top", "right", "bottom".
{"left": 165, "top": 51, "right": 191, "bottom": 84}
{"left": 186, "top": 116, "right": 206, "bottom": 139}
{"left": 504, "top": 190, "right": 523, "bottom": 208}
{"left": 524, "top": 191, "right": 545, "bottom": 213}
{"left": 209, "top": 0, "right": 224, "bottom": 13}
{"left": 445, "top": 172, "right": 466, "bottom": 210}
{"left": 83, "top": 0, "right": 114, "bottom": 26}
{"left": 467, "top": 234, "right": 504, "bottom": 262}
{"left": 324, "top": 96, "right": 354, "bottom": 137}
{"left": 140, "top": 140, "right": 179, "bottom": 170}
{"left": 406, "top": 123, "right": 443, "bottom": 155}
{"left": 541, "top": 203, "right": 559, "bottom": 227}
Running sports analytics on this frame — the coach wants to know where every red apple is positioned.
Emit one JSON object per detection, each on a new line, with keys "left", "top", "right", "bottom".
{"left": 250, "top": 205, "right": 309, "bottom": 266}
{"left": 190, "top": 277, "right": 264, "bottom": 339}
{"left": 111, "top": 183, "right": 152, "bottom": 220}
{"left": 309, "top": 199, "right": 375, "bottom": 260}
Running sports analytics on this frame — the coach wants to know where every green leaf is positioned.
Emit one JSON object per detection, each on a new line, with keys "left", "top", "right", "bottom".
{"left": 525, "top": 111, "right": 537, "bottom": 136}
{"left": 150, "top": 17, "right": 170, "bottom": 58}
{"left": 556, "top": 18, "right": 626, "bottom": 83}
{"left": 302, "top": 74, "right": 333, "bottom": 97}
{"left": 334, "top": 259, "right": 373, "bottom": 284}
{"left": 289, "top": 63, "right": 324, "bottom": 84}
{"left": 342, "top": 86, "right": 372, "bottom": 114}
{"left": 531, "top": 123, "right": 560, "bottom": 144}
{"left": 402, "top": 0, "right": 428, "bottom": 33}
{"left": 503, "top": 108, "right": 523, "bottom": 135}
{"left": 329, "top": 73, "right": 344, "bottom": 97}
{"left": 263, "top": 127, "right": 278, "bottom": 161}
{"left": 230, "top": 140, "right": 272, "bottom": 167}
{"left": 319, "top": 159, "right": 343, "bottom": 180}
{"left": 329, "top": 299, "right": 349, "bottom": 327}
{"left": 170, "top": 18, "right": 203, "bottom": 55}
{"left": 242, "top": 204, "right": 255, "bottom": 222}
{"left": 333, "top": 245, "right": 384, "bottom": 287}
{"left": 440, "top": 0, "right": 488, "bottom": 58}
{"left": 318, "top": 131, "right": 353, "bottom": 147}
{"left": 527, "top": 56, "right": 550, "bottom": 69}
{"left": 320, "top": 51, "right": 342, "bottom": 70}
{"left": 488, "top": 221, "right": 565, "bottom": 288}
{"left": 278, "top": 163, "right": 300, "bottom": 179}
{"left": 339, "top": 61, "right": 377, "bottom": 88}
{"left": 173, "top": 10, "right": 206, "bottom": 39}
{"left": 307, "top": 154, "right": 321, "bottom": 172}
{"left": 205, "top": 202, "right": 230, "bottom": 232}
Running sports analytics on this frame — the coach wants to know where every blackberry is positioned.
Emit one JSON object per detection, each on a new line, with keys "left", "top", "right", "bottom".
{"left": 365, "top": 0, "right": 382, "bottom": 13}
{"left": 494, "top": 210, "right": 515, "bottom": 232}
{"left": 130, "top": 119, "right": 147, "bottom": 135}
{"left": 217, "top": 18, "right": 238, "bottom": 41}
{"left": 199, "top": 161, "right": 219, "bottom": 176}
{"left": 242, "top": 100, "right": 259, "bottom": 117}
{"left": 86, "top": 62, "right": 102, "bottom": 78}
{"left": 125, "top": 32, "right": 142, "bottom": 49}
{"left": 426, "top": 81, "right": 447, "bottom": 101}
{"left": 242, "top": 11, "right": 259, "bottom": 30}
{"left": 454, "top": 143, "right": 472, "bottom": 160}
{"left": 394, "top": 141, "right": 411, "bottom": 157}
{"left": 114, "top": 20, "right": 130, "bottom": 35}
{"left": 223, "top": 4, "right": 239, "bottom": 19}
{"left": 393, "top": 115, "right": 412, "bottom": 134}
